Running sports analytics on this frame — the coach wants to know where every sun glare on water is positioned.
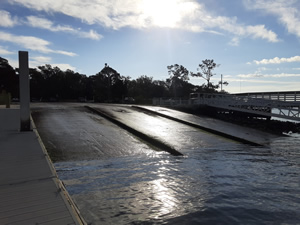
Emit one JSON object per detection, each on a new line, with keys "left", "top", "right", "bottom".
{"left": 141, "top": 0, "right": 191, "bottom": 28}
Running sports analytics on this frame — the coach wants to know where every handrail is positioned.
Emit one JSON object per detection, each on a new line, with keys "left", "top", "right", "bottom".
{"left": 156, "top": 92, "right": 300, "bottom": 122}
{"left": 235, "top": 91, "right": 300, "bottom": 102}
{"left": 190, "top": 93, "right": 300, "bottom": 121}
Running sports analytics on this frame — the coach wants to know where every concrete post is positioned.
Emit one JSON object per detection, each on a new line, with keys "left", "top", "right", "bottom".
{"left": 19, "top": 51, "right": 31, "bottom": 131}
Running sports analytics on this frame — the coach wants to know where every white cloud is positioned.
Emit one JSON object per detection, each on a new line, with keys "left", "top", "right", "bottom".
{"left": 0, "top": 46, "right": 14, "bottom": 55}
{"left": 26, "top": 16, "right": 102, "bottom": 40}
{"left": 253, "top": 56, "right": 300, "bottom": 65}
{"left": 29, "top": 56, "right": 76, "bottom": 71}
{"left": 4, "top": 58, "right": 19, "bottom": 69}
{"left": 245, "top": 25, "right": 279, "bottom": 42}
{"left": 31, "top": 56, "right": 52, "bottom": 63}
{"left": 10, "top": 0, "right": 279, "bottom": 43}
{"left": 30, "top": 56, "right": 52, "bottom": 66}
{"left": 0, "top": 31, "right": 77, "bottom": 56}
{"left": 29, "top": 56, "right": 50, "bottom": 68}
{"left": 205, "top": 16, "right": 279, "bottom": 43}
{"left": 0, "top": 10, "right": 18, "bottom": 27}
{"left": 51, "top": 64, "right": 76, "bottom": 71}
{"left": 229, "top": 37, "right": 240, "bottom": 46}
{"left": 244, "top": 0, "right": 300, "bottom": 38}
{"left": 55, "top": 50, "right": 77, "bottom": 57}
{"left": 237, "top": 73, "right": 300, "bottom": 78}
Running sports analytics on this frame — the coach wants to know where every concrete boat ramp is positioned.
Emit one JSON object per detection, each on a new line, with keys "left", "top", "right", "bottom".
{"left": 132, "top": 105, "right": 280, "bottom": 146}
{"left": 0, "top": 107, "right": 85, "bottom": 225}
{"left": 86, "top": 104, "right": 279, "bottom": 147}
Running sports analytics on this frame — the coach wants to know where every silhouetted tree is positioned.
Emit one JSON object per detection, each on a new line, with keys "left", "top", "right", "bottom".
{"left": 98, "top": 64, "right": 122, "bottom": 102}
{"left": 191, "top": 59, "right": 219, "bottom": 90}
{"left": 29, "top": 68, "right": 44, "bottom": 100}
{"left": 36, "top": 64, "right": 64, "bottom": 100}
{"left": 63, "top": 69, "right": 86, "bottom": 100}
{"left": 167, "top": 64, "right": 189, "bottom": 97}
{"left": 152, "top": 80, "right": 169, "bottom": 98}
{"left": 2, "top": 57, "right": 219, "bottom": 103}
{"left": 127, "top": 75, "right": 153, "bottom": 103}
{"left": 0, "top": 57, "right": 18, "bottom": 97}
{"left": 29, "top": 65, "right": 87, "bottom": 101}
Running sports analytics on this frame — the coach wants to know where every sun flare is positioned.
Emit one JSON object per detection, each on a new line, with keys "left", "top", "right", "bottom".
{"left": 141, "top": 0, "right": 185, "bottom": 28}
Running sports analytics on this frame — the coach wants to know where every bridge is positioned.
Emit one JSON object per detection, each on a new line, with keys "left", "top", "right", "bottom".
{"left": 153, "top": 91, "right": 300, "bottom": 122}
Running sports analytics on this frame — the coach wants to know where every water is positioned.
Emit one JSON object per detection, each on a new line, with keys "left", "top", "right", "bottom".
{"left": 55, "top": 135, "right": 300, "bottom": 225}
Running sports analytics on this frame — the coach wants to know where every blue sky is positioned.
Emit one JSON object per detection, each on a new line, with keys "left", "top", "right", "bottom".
{"left": 1, "top": 0, "right": 300, "bottom": 93}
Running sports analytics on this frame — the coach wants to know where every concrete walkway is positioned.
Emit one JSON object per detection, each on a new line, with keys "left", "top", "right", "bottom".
{"left": 0, "top": 107, "right": 85, "bottom": 225}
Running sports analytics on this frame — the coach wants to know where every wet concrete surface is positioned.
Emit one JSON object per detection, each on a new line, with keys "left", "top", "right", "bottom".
{"left": 136, "top": 105, "right": 279, "bottom": 145}
{"left": 31, "top": 103, "right": 281, "bottom": 162}
{"left": 31, "top": 103, "right": 155, "bottom": 161}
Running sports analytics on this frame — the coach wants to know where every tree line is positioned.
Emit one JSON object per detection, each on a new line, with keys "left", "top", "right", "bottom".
{"left": 0, "top": 57, "right": 228, "bottom": 104}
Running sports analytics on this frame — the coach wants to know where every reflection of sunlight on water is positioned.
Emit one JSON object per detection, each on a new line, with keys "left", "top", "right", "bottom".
{"left": 151, "top": 178, "right": 178, "bottom": 218}
{"left": 151, "top": 160, "right": 177, "bottom": 218}
{"left": 56, "top": 143, "right": 300, "bottom": 225}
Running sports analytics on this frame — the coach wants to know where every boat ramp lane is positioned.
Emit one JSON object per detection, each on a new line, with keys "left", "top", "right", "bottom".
{"left": 84, "top": 105, "right": 183, "bottom": 156}
{"left": 131, "top": 105, "right": 280, "bottom": 146}
{"left": 0, "top": 108, "right": 86, "bottom": 225}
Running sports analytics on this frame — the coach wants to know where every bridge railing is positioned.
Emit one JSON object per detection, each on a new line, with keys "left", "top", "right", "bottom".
{"left": 152, "top": 98, "right": 189, "bottom": 106}
{"left": 153, "top": 92, "right": 300, "bottom": 121}
{"left": 235, "top": 91, "right": 300, "bottom": 102}
{"left": 190, "top": 93, "right": 300, "bottom": 121}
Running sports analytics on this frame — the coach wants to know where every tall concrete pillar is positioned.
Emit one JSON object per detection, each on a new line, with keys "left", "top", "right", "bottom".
{"left": 19, "top": 51, "right": 31, "bottom": 131}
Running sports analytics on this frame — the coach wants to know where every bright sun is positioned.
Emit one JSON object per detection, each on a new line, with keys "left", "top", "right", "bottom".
{"left": 141, "top": 0, "right": 184, "bottom": 28}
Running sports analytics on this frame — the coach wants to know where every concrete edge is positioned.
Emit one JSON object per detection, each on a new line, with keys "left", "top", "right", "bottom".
{"left": 131, "top": 105, "right": 264, "bottom": 147}
{"left": 30, "top": 114, "right": 87, "bottom": 225}
{"left": 84, "top": 105, "right": 183, "bottom": 156}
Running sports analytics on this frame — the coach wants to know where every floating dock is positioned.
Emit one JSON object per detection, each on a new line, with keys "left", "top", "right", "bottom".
{"left": 0, "top": 106, "right": 85, "bottom": 225}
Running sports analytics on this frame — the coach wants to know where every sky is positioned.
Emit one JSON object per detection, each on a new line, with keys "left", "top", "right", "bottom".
{"left": 1, "top": 0, "right": 300, "bottom": 93}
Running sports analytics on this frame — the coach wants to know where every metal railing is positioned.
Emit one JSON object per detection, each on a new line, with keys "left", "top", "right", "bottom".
{"left": 235, "top": 91, "right": 300, "bottom": 102}
{"left": 155, "top": 92, "right": 300, "bottom": 122}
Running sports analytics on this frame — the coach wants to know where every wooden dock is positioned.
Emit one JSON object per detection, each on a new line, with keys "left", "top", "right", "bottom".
{"left": 0, "top": 107, "right": 85, "bottom": 225}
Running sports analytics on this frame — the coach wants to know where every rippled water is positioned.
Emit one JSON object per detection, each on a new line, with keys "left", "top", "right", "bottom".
{"left": 55, "top": 134, "right": 300, "bottom": 225}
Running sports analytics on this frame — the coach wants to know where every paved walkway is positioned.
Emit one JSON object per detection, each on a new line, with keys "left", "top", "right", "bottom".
{"left": 0, "top": 107, "right": 85, "bottom": 225}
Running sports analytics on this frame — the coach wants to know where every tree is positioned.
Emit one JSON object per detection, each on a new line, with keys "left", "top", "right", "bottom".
{"left": 29, "top": 68, "right": 44, "bottom": 100}
{"left": 191, "top": 59, "right": 219, "bottom": 90}
{"left": 63, "top": 69, "right": 86, "bottom": 99}
{"left": 0, "top": 57, "right": 18, "bottom": 97}
{"left": 167, "top": 64, "right": 189, "bottom": 97}
{"left": 37, "top": 64, "right": 64, "bottom": 100}
{"left": 99, "top": 63, "right": 121, "bottom": 102}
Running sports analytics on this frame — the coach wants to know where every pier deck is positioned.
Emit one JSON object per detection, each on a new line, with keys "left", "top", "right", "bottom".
{"left": 0, "top": 107, "right": 84, "bottom": 225}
